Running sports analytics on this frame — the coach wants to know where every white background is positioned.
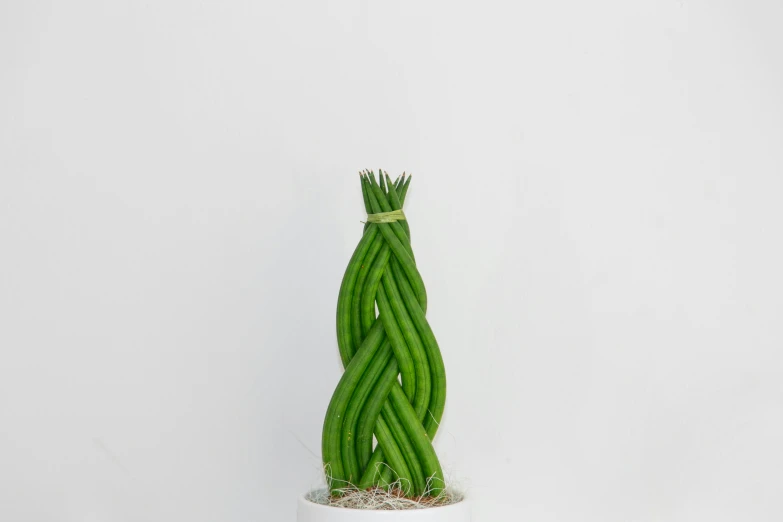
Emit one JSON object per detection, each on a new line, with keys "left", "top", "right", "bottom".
{"left": 2, "top": 1, "right": 782, "bottom": 521}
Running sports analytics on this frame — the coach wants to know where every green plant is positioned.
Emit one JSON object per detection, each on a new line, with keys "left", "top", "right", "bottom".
{"left": 322, "top": 171, "right": 447, "bottom": 498}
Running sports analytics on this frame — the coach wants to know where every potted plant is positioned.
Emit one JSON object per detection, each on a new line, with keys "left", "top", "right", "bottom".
{"left": 298, "top": 172, "right": 470, "bottom": 521}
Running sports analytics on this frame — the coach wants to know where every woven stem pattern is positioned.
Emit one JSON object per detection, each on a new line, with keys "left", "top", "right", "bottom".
{"left": 322, "top": 172, "right": 446, "bottom": 497}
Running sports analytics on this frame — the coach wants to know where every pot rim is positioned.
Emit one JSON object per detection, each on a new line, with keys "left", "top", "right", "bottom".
{"left": 299, "top": 491, "right": 470, "bottom": 513}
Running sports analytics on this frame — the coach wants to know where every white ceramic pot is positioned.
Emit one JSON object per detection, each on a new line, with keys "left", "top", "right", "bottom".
{"left": 297, "top": 494, "right": 471, "bottom": 522}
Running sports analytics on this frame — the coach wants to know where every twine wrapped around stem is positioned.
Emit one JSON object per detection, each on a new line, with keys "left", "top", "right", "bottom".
{"left": 366, "top": 209, "right": 406, "bottom": 223}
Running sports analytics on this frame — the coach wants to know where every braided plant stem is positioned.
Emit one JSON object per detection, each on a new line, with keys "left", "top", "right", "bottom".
{"left": 322, "top": 172, "right": 447, "bottom": 497}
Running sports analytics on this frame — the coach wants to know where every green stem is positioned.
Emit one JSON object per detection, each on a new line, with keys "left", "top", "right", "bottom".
{"left": 381, "top": 401, "right": 425, "bottom": 494}
{"left": 322, "top": 321, "right": 385, "bottom": 492}
{"left": 373, "top": 415, "right": 413, "bottom": 494}
{"left": 356, "top": 357, "right": 399, "bottom": 473}
{"left": 351, "top": 232, "right": 385, "bottom": 352}
{"left": 360, "top": 243, "right": 390, "bottom": 335}
{"left": 336, "top": 226, "right": 379, "bottom": 365}
{"left": 364, "top": 182, "right": 427, "bottom": 310}
{"left": 381, "top": 268, "right": 431, "bottom": 420}
{"left": 388, "top": 384, "right": 445, "bottom": 495}
{"left": 366, "top": 174, "right": 413, "bottom": 258}
{"left": 391, "top": 258, "right": 446, "bottom": 438}
{"left": 340, "top": 340, "right": 393, "bottom": 483}
{"left": 376, "top": 284, "right": 416, "bottom": 401}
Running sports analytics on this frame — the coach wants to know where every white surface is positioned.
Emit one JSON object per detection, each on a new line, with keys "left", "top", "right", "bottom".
{"left": 297, "top": 495, "right": 470, "bottom": 522}
{"left": 2, "top": 1, "right": 782, "bottom": 521}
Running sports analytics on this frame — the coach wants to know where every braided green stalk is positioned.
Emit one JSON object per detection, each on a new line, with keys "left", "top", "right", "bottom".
{"left": 322, "top": 171, "right": 447, "bottom": 498}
